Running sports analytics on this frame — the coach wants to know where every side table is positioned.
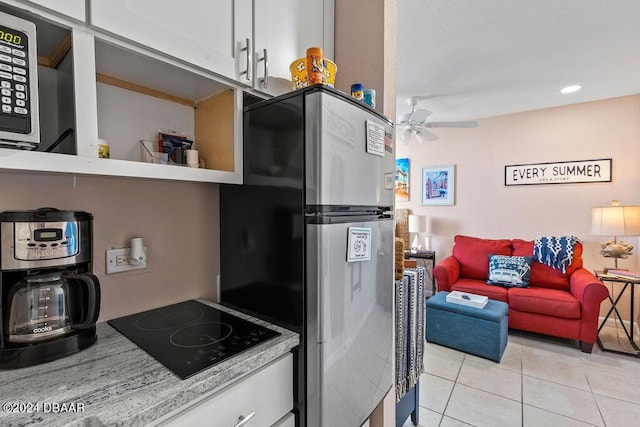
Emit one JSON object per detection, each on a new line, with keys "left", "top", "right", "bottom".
{"left": 404, "top": 250, "right": 436, "bottom": 296}
{"left": 595, "top": 270, "right": 640, "bottom": 357}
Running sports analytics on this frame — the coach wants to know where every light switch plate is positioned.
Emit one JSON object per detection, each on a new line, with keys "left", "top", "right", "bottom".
{"left": 106, "top": 247, "right": 147, "bottom": 274}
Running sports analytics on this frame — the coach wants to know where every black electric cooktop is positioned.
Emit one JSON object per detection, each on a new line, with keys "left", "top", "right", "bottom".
{"left": 108, "top": 300, "right": 280, "bottom": 379}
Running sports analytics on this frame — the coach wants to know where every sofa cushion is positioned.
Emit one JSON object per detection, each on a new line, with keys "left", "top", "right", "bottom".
{"left": 487, "top": 255, "right": 533, "bottom": 287}
{"left": 512, "top": 239, "right": 583, "bottom": 291}
{"left": 508, "top": 287, "right": 581, "bottom": 319}
{"left": 450, "top": 278, "right": 509, "bottom": 303}
{"left": 453, "top": 235, "right": 512, "bottom": 281}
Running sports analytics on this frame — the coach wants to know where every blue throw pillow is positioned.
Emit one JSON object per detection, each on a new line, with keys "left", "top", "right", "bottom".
{"left": 487, "top": 255, "right": 533, "bottom": 288}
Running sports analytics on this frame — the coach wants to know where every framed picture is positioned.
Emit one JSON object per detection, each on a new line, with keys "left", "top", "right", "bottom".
{"left": 421, "top": 165, "right": 455, "bottom": 205}
{"left": 504, "top": 158, "right": 612, "bottom": 186}
{"left": 395, "top": 158, "right": 410, "bottom": 201}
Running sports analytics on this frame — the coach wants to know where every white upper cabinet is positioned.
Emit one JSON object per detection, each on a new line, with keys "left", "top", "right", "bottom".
{"left": 87, "top": 0, "right": 334, "bottom": 96}
{"left": 21, "top": 0, "right": 85, "bottom": 21}
{"left": 0, "top": 0, "right": 335, "bottom": 184}
{"left": 89, "top": 0, "right": 253, "bottom": 84}
{"left": 253, "top": 0, "right": 332, "bottom": 97}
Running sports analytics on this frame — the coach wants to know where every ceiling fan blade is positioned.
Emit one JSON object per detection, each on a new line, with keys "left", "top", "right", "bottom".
{"left": 398, "top": 112, "right": 411, "bottom": 124}
{"left": 418, "top": 128, "right": 439, "bottom": 141}
{"left": 410, "top": 109, "right": 432, "bottom": 124}
{"left": 424, "top": 121, "right": 479, "bottom": 128}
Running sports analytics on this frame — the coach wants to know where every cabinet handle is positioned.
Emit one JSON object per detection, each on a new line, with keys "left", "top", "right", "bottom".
{"left": 240, "top": 38, "right": 252, "bottom": 81}
{"left": 258, "top": 49, "right": 269, "bottom": 89}
{"left": 233, "top": 411, "right": 255, "bottom": 427}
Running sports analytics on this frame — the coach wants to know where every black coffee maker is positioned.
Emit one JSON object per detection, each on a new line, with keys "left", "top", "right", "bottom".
{"left": 0, "top": 208, "right": 101, "bottom": 368}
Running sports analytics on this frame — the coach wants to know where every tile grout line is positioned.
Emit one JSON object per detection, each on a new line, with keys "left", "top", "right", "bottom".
{"left": 585, "top": 370, "right": 608, "bottom": 427}
{"left": 521, "top": 357, "right": 605, "bottom": 427}
{"left": 438, "top": 353, "right": 467, "bottom": 426}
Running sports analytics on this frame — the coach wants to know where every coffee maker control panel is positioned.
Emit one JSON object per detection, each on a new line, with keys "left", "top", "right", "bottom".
{"left": 13, "top": 221, "right": 79, "bottom": 260}
{"left": 1, "top": 219, "right": 89, "bottom": 271}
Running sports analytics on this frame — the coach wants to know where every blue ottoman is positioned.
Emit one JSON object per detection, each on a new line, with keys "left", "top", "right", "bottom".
{"left": 426, "top": 291, "right": 508, "bottom": 362}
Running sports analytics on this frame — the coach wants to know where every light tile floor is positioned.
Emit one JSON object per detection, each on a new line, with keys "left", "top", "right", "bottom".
{"left": 401, "top": 325, "right": 640, "bottom": 427}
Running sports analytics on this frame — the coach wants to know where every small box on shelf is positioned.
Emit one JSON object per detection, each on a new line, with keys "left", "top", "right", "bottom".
{"left": 446, "top": 291, "right": 488, "bottom": 309}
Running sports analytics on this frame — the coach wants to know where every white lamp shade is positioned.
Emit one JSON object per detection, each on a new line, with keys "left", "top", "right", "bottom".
{"left": 591, "top": 205, "right": 640, "bottom": 236}
{"left": 408, "top": 214, "right": 428, "bottom": 233}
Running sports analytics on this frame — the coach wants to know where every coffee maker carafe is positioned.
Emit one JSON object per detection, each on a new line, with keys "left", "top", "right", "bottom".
{"left": 0, "top": 208, "right": 101, "bottom": 368}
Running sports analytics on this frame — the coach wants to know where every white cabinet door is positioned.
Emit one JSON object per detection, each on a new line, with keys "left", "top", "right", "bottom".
{"left": 253, "top": 0, "right": 327, "bottom": 96}
{"left": 89, "top": 0, "right": 253, "bottom": 84}
{"left": 158, "top": 354, "right": 293, "bottom": 427}
{"left": 22, "top": 0, "right": 85, "bottom": 21}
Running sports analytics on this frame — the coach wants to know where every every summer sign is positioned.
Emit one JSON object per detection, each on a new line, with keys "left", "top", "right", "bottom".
{"left": 505, "top": 159, "right": 612, "bottom": 186}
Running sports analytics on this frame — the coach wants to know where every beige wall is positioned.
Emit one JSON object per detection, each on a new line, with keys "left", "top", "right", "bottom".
{"left": 335, "top": 0, "right": 397, "bottom": 120}
{"left": 0, "top": 170, "right": 219, "bottom": 321}
{"left": 396, "top": 94, "right": 640, "bottom": 321}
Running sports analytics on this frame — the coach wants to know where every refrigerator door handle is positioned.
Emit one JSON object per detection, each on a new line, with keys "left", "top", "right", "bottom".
{"left": 306, "top": 213, "right": 393, "bottom": 225}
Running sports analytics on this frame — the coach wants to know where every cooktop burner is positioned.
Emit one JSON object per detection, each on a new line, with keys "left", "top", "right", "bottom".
{"left": 108, "top": 300, "right": 280, "bottom": 379}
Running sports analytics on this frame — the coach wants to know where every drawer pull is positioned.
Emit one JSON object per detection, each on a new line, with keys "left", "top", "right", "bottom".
{"left": 233, "top": 411, "right": 255, "bottom": 427}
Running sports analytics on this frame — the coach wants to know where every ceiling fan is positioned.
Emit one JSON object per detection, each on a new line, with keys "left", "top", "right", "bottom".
{"left": 398, "top": 96, "right": 479, "bottom": 141}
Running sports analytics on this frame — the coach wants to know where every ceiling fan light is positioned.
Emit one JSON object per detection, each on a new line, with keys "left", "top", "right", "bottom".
{"left": 561, "top": 85, "right": 581, "bottom": 94}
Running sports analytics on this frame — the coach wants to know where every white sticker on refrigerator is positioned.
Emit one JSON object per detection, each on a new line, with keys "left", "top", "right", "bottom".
{"left": 347, "top": 227, "right": 372, "bottom": 262}
{"left": 365, "top": 120, "right": 385, "bottom": 157}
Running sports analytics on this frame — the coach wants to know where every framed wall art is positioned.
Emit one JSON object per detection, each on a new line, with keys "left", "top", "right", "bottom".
{"left": 395, "top": 158, "right": 410, "bottom": 201}
{"left": 421, "top": 165, "right": 455, "bottom": 206}
{"left": 504, "top": 158, "right": 612, "bottom": 186}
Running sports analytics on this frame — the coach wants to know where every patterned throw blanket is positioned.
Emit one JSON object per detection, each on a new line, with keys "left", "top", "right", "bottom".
{"left": 533, "top": 236, "right": 580, "bottom": 273}
{"left": 395, "top": 267, "right": 426, "bottom": 401}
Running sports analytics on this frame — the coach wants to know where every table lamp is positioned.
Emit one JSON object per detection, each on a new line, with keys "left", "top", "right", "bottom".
{"left": 591, "top": 200, "right": 640, "bottom": 271}
{"left": 408, "top": 214, "right": 427, "bottom": 252}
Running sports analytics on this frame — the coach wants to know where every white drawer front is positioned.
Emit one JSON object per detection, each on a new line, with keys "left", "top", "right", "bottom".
{"left": 161, "top": 353, "right": 293, "bottom": 427}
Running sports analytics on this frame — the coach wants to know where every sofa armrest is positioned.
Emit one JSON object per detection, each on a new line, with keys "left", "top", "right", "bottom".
{"left": 569, "top": 268, "right": 610, "bottom": 343}
{"left": 433, "top": 256, "right": 460, "bottom": 292}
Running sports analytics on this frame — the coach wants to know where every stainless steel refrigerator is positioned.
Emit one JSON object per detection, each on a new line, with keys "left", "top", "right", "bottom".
{"left": 220, "top": 86, "right": 394, "bottom": 427}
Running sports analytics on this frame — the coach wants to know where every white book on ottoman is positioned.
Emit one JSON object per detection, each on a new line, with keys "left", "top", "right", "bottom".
{"left": 446, "top": 291, "right": 488, "bottom": 309}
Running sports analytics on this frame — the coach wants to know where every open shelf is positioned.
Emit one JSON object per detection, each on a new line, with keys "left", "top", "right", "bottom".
{"left": 0, "top": 3, "right": 244, "bottom": 184}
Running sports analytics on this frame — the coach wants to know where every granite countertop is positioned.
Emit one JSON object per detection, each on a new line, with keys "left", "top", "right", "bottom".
{"left": 0, "top": 299, "right": 299, "bottom": 427}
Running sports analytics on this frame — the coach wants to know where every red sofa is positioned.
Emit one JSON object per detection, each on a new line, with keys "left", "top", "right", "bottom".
{"left": 433, "top": 235, "right": 609, "bottom": 352}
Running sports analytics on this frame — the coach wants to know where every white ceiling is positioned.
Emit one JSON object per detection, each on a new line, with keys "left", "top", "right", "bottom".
{"left": 396, "top": 0, "right": 640, "bottom": 122}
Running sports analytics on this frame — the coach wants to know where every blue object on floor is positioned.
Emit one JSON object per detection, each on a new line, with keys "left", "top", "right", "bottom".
{"left": 395, "top": 382, "right": 419, "bottom": 427}
{"left": 426, "top": 291, "right": 509, "bottom": 362}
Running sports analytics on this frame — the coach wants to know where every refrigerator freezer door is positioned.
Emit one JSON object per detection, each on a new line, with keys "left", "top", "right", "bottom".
{"left": 305, "top": 91, "right": 395, "bottom": 207}
{"left": 306, "top": 218, "right": 393, "bottom": 427}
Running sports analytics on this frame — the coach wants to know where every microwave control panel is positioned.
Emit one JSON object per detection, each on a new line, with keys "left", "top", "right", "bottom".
{"left": 0, "top": 11, "right": 39, "bottom": 147}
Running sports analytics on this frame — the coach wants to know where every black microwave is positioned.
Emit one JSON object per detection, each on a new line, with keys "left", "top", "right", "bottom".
{"left": 0, "top": 11, "right": 39, "bottom": 149}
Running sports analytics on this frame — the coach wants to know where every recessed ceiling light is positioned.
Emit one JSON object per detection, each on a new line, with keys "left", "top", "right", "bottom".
{"left": 561, "top": 85, "right": 582, "bottom": 94}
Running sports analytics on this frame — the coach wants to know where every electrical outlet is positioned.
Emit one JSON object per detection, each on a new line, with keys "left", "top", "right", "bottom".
{"left": 106, "top": 247, "right": 147, "bottom": 274}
